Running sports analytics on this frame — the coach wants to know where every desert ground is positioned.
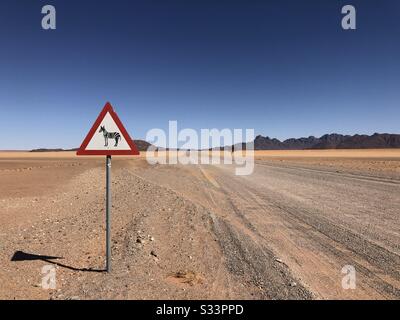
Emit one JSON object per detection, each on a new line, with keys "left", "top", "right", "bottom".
{"left": 0, "top": 150, "right": 399, "bottom": 300}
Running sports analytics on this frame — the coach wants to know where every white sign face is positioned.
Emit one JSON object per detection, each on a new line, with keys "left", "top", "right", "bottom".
{"left": 85, "top": 112, "right": 131, "bottom": 150}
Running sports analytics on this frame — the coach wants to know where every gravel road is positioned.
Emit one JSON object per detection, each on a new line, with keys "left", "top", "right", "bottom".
{"left": 134, "top": 159, "right": 400, "bottom": 299}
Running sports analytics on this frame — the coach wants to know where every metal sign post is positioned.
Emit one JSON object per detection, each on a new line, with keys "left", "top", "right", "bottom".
{"left": 76, "top": 102, "right": 140, "bottom": 273}
{"left": 106, "top": 155, "right": 112, "bottom": 272}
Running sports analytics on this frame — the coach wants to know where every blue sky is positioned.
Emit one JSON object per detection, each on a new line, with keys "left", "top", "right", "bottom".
{"left": 0, "top": 0, "right": 399, "bottom": 149}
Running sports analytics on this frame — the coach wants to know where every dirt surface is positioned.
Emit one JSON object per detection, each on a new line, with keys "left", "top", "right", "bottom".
{"left": 0, "top": 151, "right": 399, "bottom": 300}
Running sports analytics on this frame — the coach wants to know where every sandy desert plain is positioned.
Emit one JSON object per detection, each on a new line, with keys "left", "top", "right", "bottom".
{"left": 0, "top": 149, "right": 399, "bottom": 300}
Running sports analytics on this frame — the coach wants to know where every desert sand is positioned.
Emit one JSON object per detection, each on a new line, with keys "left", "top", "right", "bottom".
{"left": 0, "top": 150, "right": 399, "bottom": 299}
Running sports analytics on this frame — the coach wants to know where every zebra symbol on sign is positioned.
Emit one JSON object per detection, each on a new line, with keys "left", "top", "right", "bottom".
{"left": 99, "top": 125, "right": 121, "bottom": 147}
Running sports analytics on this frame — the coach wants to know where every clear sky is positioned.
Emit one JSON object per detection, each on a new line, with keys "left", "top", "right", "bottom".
{"left": 0, "top": 0, "right": 399, "bottom": 149}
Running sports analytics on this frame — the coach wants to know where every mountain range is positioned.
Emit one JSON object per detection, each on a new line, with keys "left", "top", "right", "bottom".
{"left": 252, "top": 133, "right": 400, "bottom": 150}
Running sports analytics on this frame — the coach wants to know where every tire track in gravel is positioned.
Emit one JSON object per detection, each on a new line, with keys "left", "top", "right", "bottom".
{"left": 208, "top": 163, "right": 400, "bottom": 299}
{"left": 132, "top": 164, "right": 314, "bottom": 299}
{"left": 255, "top": 161, "right": 400, "bottom": 186}
{"left": 236, "top": 182, "right": 399, "bottom": 298}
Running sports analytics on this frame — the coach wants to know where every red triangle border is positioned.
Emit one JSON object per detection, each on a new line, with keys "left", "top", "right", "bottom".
{"left": 76, "top": 102, "right": 140, "bottom": 156}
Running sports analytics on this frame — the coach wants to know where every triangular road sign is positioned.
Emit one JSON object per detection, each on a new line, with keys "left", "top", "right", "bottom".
{"left": 77, "top": 102, "right": 140, "bottom": 156}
